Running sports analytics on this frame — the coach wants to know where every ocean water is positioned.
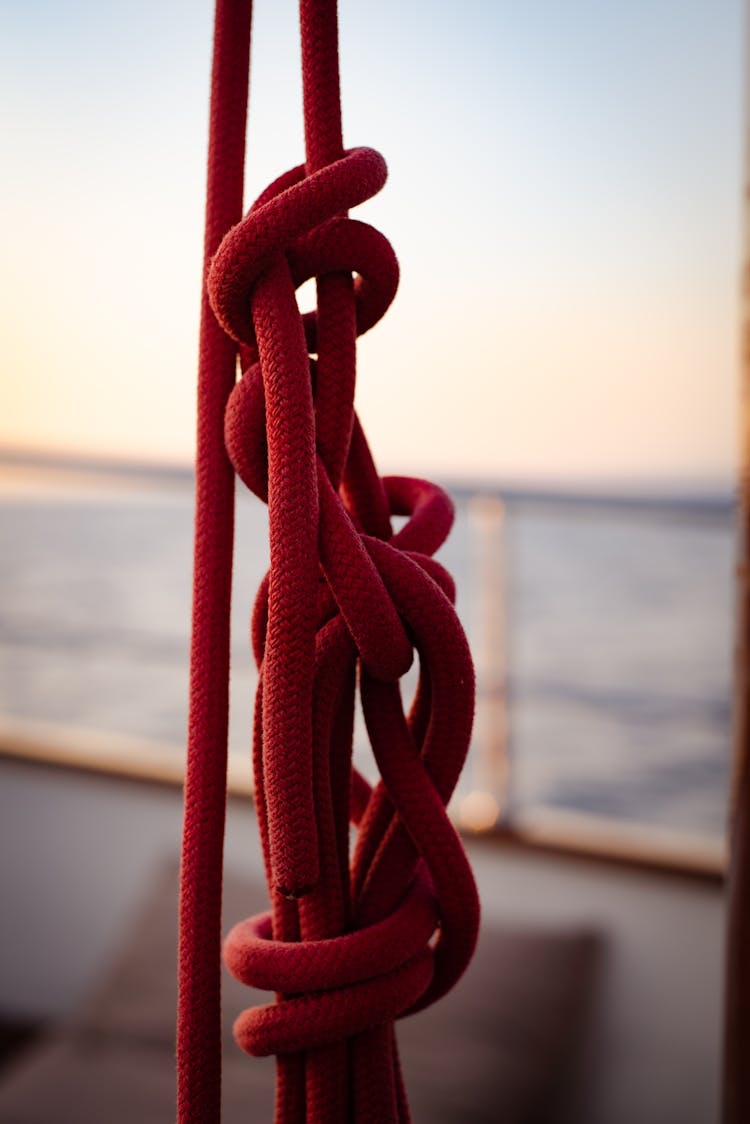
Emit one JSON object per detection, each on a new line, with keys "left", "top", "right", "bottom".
{"left": 0, "top": 473, "right": 734, "bottom": 837}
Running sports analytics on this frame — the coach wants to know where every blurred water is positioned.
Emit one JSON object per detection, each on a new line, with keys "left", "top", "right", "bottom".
{"left": 0, "top": 477, "right": 733, "bottom": 836}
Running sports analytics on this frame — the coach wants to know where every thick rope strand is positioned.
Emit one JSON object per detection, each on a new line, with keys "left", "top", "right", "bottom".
{"left": 176, "top": 2, "right": 252, "bottom": 1120}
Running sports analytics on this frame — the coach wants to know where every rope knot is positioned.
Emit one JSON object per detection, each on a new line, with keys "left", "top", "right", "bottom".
{"left": 223, "top": 867, "right": 439, "bottom": 1056}
{"left": 180, "top": 3, "right": 479, "bottom": 1119}
{"left": 208, "top": 55, "right": 480, "bottom": 1100}
{"left": 207, "top": 147, "right": 394, "bottom": 354}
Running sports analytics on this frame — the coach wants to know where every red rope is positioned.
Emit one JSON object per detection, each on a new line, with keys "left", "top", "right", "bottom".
{"left": 178, "top": 1, "right": 480, "bottom": 1120}
{"left": 177, "top": 2, "right": 252, "bottom": 1119}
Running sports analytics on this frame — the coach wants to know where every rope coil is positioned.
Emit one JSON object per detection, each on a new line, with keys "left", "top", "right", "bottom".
{"left": 178, "top": 1, "right": 479, "bottom": 1119}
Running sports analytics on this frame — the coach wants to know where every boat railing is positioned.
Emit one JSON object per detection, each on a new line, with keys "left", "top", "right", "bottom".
{"left": 0, "top": 713, "right": 726, "bottom": 882}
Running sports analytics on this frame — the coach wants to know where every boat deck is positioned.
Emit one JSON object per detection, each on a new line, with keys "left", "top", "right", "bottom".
{"left": 0, "top": 757, "right": 725, "bottom": 1123}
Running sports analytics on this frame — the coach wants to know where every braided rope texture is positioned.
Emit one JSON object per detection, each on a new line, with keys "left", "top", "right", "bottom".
{"left": 178, "top": 1, "right": 480, "bottom": 1121}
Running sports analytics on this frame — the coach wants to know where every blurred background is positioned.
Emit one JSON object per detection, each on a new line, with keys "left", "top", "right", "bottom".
{"left": 0, "top": 0, "right": 741, "bottom": 842}
{"left": 0, "top": 2, "right": 742, "bottom": 1121}
{"left": 0, "top": 0, "right": 741, "bottom": 486}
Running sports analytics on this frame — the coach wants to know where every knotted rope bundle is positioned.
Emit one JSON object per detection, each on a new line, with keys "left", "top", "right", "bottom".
{"left": 177, "top": 1, "right": 479, "bottom": 1120}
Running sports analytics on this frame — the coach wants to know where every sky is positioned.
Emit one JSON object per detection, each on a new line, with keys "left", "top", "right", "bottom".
{"left": 0, "top": 0, "right": 744, "bottom": 489}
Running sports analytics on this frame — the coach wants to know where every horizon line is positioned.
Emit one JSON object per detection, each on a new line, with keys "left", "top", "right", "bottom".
{"left": 0, "top": 444, "right": 736, "bottom": 512}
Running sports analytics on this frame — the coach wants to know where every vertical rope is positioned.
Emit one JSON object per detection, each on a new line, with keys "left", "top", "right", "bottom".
{"left": 176, "top": 2, "right": 252, "bottom": 1120}
{"left": 300, "top": 0, "right": 344, "bottom": 172}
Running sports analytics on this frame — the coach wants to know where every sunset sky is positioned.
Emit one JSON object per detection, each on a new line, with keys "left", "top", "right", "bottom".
{"left": 0, "top": 0, "right": 743, "bottom": 489}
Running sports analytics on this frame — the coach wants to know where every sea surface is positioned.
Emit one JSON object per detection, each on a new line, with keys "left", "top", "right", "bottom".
{"left": 0, "top": 467, "right": 735, "bottom": 838}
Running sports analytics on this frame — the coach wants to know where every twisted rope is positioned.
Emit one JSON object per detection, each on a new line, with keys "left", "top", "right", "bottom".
{"left": 178, "top": 1, "right": 479, "bottom": 1120}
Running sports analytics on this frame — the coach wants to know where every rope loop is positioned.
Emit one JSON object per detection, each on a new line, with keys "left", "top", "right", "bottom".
{"left": 224, "top": 864, "right": 439, "bottom": 1056}
{"left": 208, "top": 146, "right": 389, "bottom": 350}
{"left": 233, "top": 949, "right": 434, "bottom": 1057}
